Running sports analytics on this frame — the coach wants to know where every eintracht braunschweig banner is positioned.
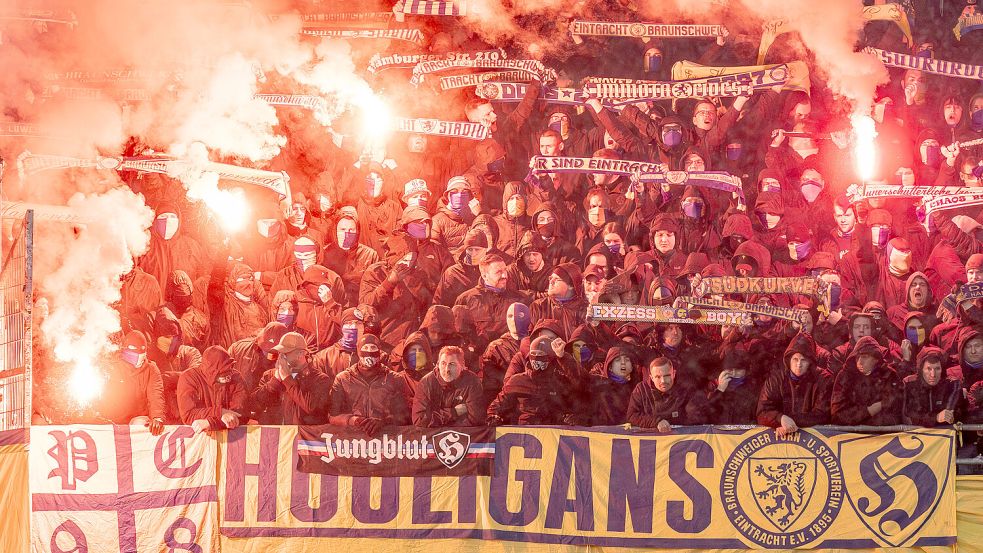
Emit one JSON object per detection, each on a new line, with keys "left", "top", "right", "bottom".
{"left": 29, "top": 425, "right": 957, "bottom": 551}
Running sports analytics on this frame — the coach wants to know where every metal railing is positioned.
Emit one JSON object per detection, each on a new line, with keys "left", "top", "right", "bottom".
{"left": 0, "top": 210, "right": 33, "bottom": 431}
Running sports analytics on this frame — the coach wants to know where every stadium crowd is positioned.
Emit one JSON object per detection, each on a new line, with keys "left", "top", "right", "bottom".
{"left": 24, "top": 1, "right": 983, "bottom": 465}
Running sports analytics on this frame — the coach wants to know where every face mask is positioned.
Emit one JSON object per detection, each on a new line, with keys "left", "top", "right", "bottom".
{"left": 800, "top": 180, "right": 823, "bottom": 203}
{"left": 871, "top": 226, "right": 890, "bottom": 248}
{"left": 172, "top": 294, "right": 193, "bottom": 312}
{"left": 530, "top": 358, "right": 548, "bottom": 371}
{"left": 153, "top": 213, "right": 179, "bottom": 240}
{"left": 608, "top": 243, "right": 622, "bottom": 255}
{"left": 905, "top": 326, "right": 926, "bottom": 346}
{"left": 588, "top": 206, "right": 606, "bottom": 226}
{"left": 122, "top": 350, "right": 146, "bottom": 368}
{"left": 360, "top": 354, "right": 380, "bottom": 369}
{"left": 257, "top": 219, "right": 280, "bottom": 239}
{"left": 548, "top": 121, "right": 563, "bottom": 133}
{"left": 365, "top": 174, "right": 383, "bottom": 198}
{"left": 233, "top": 278, "right": 253, "bottom": 299}
{"left": 888, "top": 246, "right": 912, "bottom": 275}
{"left": 276, "top": 312, "right": 296, "bottom": 327}
{"left": 216, "top": 374, "right": 232, "bottom": 385}
{"left": 407, "top": 349, "right": 427, "bottom": 371}
{"left": 338, "top": 229, "right": 358, "bottom": 249}
{"left": 972, "top": 110, "right": 983, "bottom": 131}
{"left": 233, "top": 290, "right": 252, "bottom": 302}
{"left": 156, "top": 335, "right": 180, "bottom": 355}
{"left": 662, "top": 128, "right": 682, "bottom": 147}
{"left": 507, "top": 196, "right": 526, "bottom": 218}
{"left": 788, "top": 241, "right": 812, "bottom": 261}
{"left": 922, "top": 145, "right": 941, "bottom": 168}
{"left": 406, "top": 221, "right": 429, "bottom": 239}
{"left": 682, "top": 200, "right": 704, "bottom": 219}
{"left": 507, "top": 305, "right": 531, "bottom": 338}
{"left": 487, "top": 158, "right": 505, "bottom": 173}
{"left": 729, "top": 375, "right": 747, "bottom": 387}
{"left": 538, "top": 221, "right": 556, "bottom": 238}
{"left": 316, "top": 284, "right": 332, "bottom": 304}
{"left": 726, "top": 144, "right": 743, "bottom": 160}
{"left": 294, "top": 239, "right": 318, "bottom": 271}
{"left": 318, "top": 195, "right": 332, "bottom": 213}
{"left": 448, "top": 190, "right": 470, "bottom": 211}
{"left": 463, "top": 250, "right": 477, "bottom": 266}
{"left": 340, "top": 324, "right": 358, "bottom": 350}
{"left": 574, "top": 344, "right": 592, "bottom": 365}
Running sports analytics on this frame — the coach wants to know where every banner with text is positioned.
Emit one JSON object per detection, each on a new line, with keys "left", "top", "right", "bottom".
{"left": 220, "top": 425, "right": 956, "bottom": 550}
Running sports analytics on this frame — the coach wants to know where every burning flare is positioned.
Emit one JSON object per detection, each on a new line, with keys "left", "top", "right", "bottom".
{"left": 851, "top": 113, "right": 877, "bottom": 182}
{"left": 67, "top": 358, "right": 105, "bottom": 408}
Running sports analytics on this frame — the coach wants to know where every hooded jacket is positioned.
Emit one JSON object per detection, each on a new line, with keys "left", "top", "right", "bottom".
{"left": 902, "top": 347, "right": 962, "bottom": 427}
{"left": 320, "top": 216, "right": 381, "bottom": 308}
{"left": 947, "top": 327, "right": 983, "bottom": 389}
{"left": 295, "top": 266, "right": 344, "bottom": 351}
{"left": 210, "top": 261, "right": 268, "bottom": 349}
{"left": 99, "top": 351, "right": 166, "bottom": 425}
{"left": 162, "top": 269, "right": 210, "bottom": 350}
{"left": 831, "top": 336, "right": 903, "bottom": 425}
{"left": 432, "top": 196, "right": 476, "bottom": 252}
{"left": 530, "top": 201, "right": 582, "bottom": 265}
{"left": 391, "top": 330, "right": 435, "bottom": 402}
{"left": 589, "top": 346, "right": 639, "bottom": 426}
{"left": 492, "top": 181, "right": 531, "bottom": 257}
{"left": 176, "top": 346, "right": 247, "bottom": 428}
{"left": 704, "top": 348, "right": 760, "bottom": 424}
{"left": 531, "top": 263, "right": 587, "bottom": 339}
{"left": 329, "top": 365, "right": 412, "bottom": 425}
{"left": 251, "top": 356, "right": 333, "bottom": 425}
{"left": 148, "top": 307, "right": 203, "bottom": 423}
{"left": 507, "top": 231, "right": 553, "bottom": 293}
{"left": 487, "top": 356, "right": 580, "bottom": 425}
{"left": 358, "top": 235, "right": 430, "bottom": 348}
{"left": 757, "top": 333, "right": 832, "bottom": 428}
{"left": 433, "top": 228, "right": 485, "bottom": 306}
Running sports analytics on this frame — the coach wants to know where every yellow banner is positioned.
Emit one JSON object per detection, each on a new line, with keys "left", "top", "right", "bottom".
{"left": 0, "top": 431, "right": 29, "bottom": 553}
{"left": 218, "top": 425, "right": 956, "bottom": 550}
{"left": 671, "top": 60, "right": 811, "bottom": 95}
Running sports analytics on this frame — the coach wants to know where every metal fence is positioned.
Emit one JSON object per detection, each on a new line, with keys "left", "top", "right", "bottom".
{"left": 0, "top": 210, "right": 33, "bottom": 431}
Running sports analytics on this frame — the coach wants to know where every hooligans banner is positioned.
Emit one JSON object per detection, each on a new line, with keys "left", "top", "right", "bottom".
{"left": 297, "top": 426, "right": 496, "bottom": 476}
{"left": 671, "top": 60, "right": 811, "bottom": 94}
{"left": 217, "top": 426, "right": 956, "bottom": 550}
{"left": 27, "top": 425, "right": 958, "bottom": 551}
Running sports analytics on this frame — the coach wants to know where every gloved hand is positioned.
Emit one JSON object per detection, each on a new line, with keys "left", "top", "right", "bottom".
{"left": 353, "top": 416, "right": 384, "bottom": 436}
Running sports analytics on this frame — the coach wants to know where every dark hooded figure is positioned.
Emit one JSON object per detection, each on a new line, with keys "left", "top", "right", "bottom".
{"left": 98, "top": 330, "right": 166, "bottom": 431}
{"left": 242, "top": 209, "right": 292, "bottom": 290}
{"left": 902, "top": 346, "right": 962, "bottom": 427}
{"left": 627, "top": 356, "right": 708, "bottom": 431}
{"left": 487, "top": 336, "right": 582, "bottom": 426}
{"left": 319, "top": 212, "right": 380, "bottom": 308}
{"left": 270, "top": 235, "right": 321, "bottom": 298}
{"left": 358, "top": 234, "right": 430, "bottom": 349}
{"left": 390, "top": 330, "right": 435, "bottom": 403}
{"left": 757, "top": 333, "right": 832, "bottom": 436}
{"left": 531, "top": 263, "right": 587, "bottom": 339}
{"left": 148, "top": 307, "right": 203, "bottom": 423}
{"left": 161, "top": 269, "right": 209, "bottom": 350}
{"left": 831, "top": 336, "right": 903, "bottom": 425}
{"left": 705, "top": 347, "right": 761, "bottom": 424}
{"left": 575, "top": 188, "right": 620, "bottom": 257}
{"left": 642, "top": 213, "right": 687, "bottom": 277}
{"left": 355, "top": 162, "right": 403, "bottom": 254}
{"left": 433, "top": 228, "right": 487, "bottom": 306}
{"left": 209, "top": 260, "right": 268, "bottom": 349}
{"left": 312, "top": 307, "right": 363, "bottom": 378}
{"left": 177, "top": 345, "right": 247, "bottom": 432}
{"left": 589, "top": 346, "right": 640, "bottom": 426}
{"left": 328, "top": 334, "right": 412, "bottom": 435}
{"left": 229, "top": 321, "right": 290, "bottom": 396}
{"left": 479, "top": 302, "right": 531, "bottom": 407}
{"left": 751, "top": 191, "right": 787, "bottom": 251}
{"left": 493, "top": 181, "right": 532, "bottom": 258}
{"left": 118, "top": 266, "right": 162, "bottom": 335}
{"left": 139, "top": 203, "right": 209, "bottom": 286}
{"left": 530, "top": 201, "right": 581, "bottom": 265}
{"left": 676, "top": 184, "right": 722, "bottom": 255}
{"left": 946, "top": 327, "right": 983, "bottom": 391}
{"left": 507, "top": 230, "right": 554, "bottom": 293}
{"left": 294, "top": 265, "right": 344, "bottom": 351}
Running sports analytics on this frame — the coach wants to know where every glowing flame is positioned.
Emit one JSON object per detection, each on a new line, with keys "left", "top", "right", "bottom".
{"left": 359, "top": 95, "right": 393, "bottom": 146}
{"left": 68, "top": 358, "right": 105, "bottom": 408}
{"left": 203, "top": 186, "right": 250, "bottom": 233}
{"left": 851, "top": 113, "right": 877, "bottom": 182}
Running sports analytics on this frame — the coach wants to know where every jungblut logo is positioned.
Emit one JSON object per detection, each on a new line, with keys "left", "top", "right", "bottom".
{"left": 432, "top": 430, "right": 470, "bottom": 469}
